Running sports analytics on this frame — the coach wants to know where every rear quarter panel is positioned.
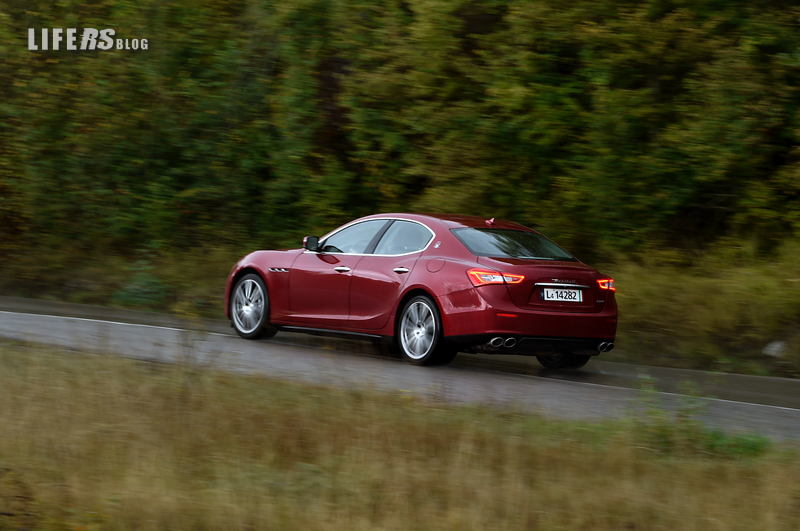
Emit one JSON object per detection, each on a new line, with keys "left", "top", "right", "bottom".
{"left": 378, "top": 229, "right": 481, "bottom": 337}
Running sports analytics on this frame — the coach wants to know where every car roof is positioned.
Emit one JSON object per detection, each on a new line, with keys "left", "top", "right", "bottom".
{"left": 362, "top": 212, "right": 532, "bottom": 231}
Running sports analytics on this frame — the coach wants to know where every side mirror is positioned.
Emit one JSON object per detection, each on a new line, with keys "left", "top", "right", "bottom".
{"left": 303, "top": 235, "right": 320, "bottom": 252}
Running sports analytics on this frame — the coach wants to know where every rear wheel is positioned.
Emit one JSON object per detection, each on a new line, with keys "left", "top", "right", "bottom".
{"left": 396, "top": 295, "right": 456, "bottom": 365}
{"left": 230, "top": 273, "right": 277, "bottom": 339}
{"left": 536, "top": 352, "right": 591, "bottom": 370}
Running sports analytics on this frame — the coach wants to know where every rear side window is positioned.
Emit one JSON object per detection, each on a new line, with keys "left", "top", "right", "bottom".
{"left": 321, "top": 220, "right": 388, "bottom": 254}
{"left": 452, "top": 228, "right": 575, "bottom": 261}
{"left": 373, "top": 220, "right": 432, "bottom": 255}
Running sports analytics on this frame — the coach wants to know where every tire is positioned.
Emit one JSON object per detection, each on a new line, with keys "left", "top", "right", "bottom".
{"left": 396, "top": 295, "right": 456, "bottom": 365}
{"left": 536, "top": 352, "right": 591, "bottom": 370}
{"left": 230, "top": 273, "right": 277, "bottom": 339}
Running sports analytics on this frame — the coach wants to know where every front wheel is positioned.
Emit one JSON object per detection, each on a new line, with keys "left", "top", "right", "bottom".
{"left": 536, "top": 352, "right": 591, "bottom": 370}
{"left": 396, "top": 295, "right": 456, "bottom": 365}
{"left": 230, "top": 273, "right": 277, "bottom": 339}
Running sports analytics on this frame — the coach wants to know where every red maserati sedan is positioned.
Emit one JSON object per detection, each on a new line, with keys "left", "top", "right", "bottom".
{"left": 225, "top": 213, "right": 617, "bottom": 368}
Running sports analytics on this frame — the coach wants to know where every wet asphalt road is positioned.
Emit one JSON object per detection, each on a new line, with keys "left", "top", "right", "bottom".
{"left": 1, "top": 296, "right": 799, "bottom": 440}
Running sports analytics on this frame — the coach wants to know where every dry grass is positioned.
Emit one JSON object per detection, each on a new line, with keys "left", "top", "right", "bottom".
{"left": 0, "top": 341, "right": 798, "bottom": 530}
{"left": 609, "top": 241, "right": 800, "bottom": 376}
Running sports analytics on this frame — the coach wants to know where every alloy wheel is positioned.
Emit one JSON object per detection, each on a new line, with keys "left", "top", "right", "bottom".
{"left": 400, "top": 300, "right": 436, "bottom": 360}
{"left": 232, "top": 278, "right": 265, "bottom": 334}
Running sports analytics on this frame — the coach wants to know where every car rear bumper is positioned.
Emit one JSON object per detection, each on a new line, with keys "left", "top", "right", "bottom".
{"left": 445, "top": 334, "right": 614, "bottom": 355}
{"left": 439, "top": 286, "right": 618, "bottom": 343}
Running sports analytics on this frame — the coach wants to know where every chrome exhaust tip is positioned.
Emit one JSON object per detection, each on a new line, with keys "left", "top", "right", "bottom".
{"left": 503, "top": 337, "right": 517, "bottom": 349}
{"left": 597, "top": 342, "right": 615, "bottom": 353}
{"left": 489, "top": 337, "right": 504, "bottom": 349}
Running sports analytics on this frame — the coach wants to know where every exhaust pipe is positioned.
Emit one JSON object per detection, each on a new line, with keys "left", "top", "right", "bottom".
{"left": 489, "top": 337, "right": 504, "bottom": 349}
{"left": 597, "top": 342, "right": 615, "bottom": 353}
{"left": 503, "top": 337, "right": 517, "bottom": 349}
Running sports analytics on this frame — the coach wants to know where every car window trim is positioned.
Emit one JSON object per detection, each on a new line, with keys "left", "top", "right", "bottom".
{"left": 371, "top": 219, "right": 435, "bottom": 256}
{"left": 364, "top": 219, "right": 395, "bottom": 254}
{"left": 318, "top": 219, "right": 391, "bottom": 255}
{"left": 308, "top": 217, "right": 436, "bottom": 257}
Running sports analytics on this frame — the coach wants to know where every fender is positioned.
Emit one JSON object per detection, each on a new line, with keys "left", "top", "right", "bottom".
{"left": 224, "top": 249, "right": 302, "bottom": 319}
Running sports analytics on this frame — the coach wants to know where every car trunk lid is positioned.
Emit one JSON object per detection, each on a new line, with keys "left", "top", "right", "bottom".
{"left": 477, "top": 256, "right": 605, "bottom": 313}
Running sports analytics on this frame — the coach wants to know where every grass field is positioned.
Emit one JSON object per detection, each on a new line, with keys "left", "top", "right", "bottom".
{"left": 0, "top": 341, "right": 798, "bottom": 530}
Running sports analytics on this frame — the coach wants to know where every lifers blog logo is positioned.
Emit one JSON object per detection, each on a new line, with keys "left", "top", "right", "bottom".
{"left": 28, "top": 28, "right": 148, "bottom": 51}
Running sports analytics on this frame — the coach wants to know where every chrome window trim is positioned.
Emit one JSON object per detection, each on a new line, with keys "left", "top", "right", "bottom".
{"left": 371, "top": 219, "right": 436, "bottom": 257}
{"left": 303, "top": 217, "right": 436, "bottom": 257}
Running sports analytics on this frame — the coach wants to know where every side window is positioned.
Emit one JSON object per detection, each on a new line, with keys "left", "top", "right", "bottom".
{"left": 373, "top": 221, "right": 432, "bottom": 255}
{"left": 321, "top": 220, "right": 387, "bottom": 254}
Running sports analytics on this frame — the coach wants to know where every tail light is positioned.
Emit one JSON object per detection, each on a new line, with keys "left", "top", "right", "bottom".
{"left": 597, "top": 278, "right": 616, "bottom": 292}
{"left": 467, "top": 269, "right": 525, "bottom": 286}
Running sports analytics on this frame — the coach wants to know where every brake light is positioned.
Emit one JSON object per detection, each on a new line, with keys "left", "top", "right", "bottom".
{"left": 467, "top": 269, "right": 525, "bottom": 286}
{"left": 503, "top": 273, "right": 525, "bottom": 284}
{"left": 597, "top": 278, "right": 616, "bottom": 291}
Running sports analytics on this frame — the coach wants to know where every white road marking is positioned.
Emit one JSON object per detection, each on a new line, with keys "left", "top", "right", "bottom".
{"left": 0, "top": 310, "right": 186, "bottom": 332}
{"left": 459, "top": 363, "right": 800, "bottom": 413}
{"left": 1, "top": 310, "right": 799, "bottom": 414}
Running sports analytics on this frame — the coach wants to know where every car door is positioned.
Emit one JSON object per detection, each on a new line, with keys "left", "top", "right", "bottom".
{"left": 348, "top": 220, "right": 435, "bottom": 330}
{"left": 287, "top": 219, "right": 390, "bottom": 329}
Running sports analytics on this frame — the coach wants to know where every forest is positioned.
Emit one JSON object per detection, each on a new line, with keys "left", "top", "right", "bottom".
{"left": 1, "top": 0, "right": 798, "bottom": 373}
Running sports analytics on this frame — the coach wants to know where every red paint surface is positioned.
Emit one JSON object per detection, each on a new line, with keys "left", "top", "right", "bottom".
{"left": 225, "top": 213, "right": 617, "bottom": 348}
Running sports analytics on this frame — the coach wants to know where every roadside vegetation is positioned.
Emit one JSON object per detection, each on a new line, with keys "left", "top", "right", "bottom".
{"left": 1, "top": 0, "right": 799, "bottom": 374}
{"left": 611, "top": 240, "right": 800, "bottom": 376}
{"left": 0, "top": 341, "right": 797, "bottom": 530}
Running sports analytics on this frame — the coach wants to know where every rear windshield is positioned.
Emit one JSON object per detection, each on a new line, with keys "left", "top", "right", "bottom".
{"left": 452, "top": 228, "right": 576, "bottom": 261}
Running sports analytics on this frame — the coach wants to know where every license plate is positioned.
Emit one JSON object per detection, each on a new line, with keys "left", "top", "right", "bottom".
{"left": 542, "top": 288, "right": 582, "bottom": 302}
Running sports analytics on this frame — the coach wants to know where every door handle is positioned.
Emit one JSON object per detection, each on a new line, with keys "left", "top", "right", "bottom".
{"left": 393, "top": 267, "right": 410, "bottom": 274}
{"left": 333, "top": 266, "right": 351, "bottom": 273}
